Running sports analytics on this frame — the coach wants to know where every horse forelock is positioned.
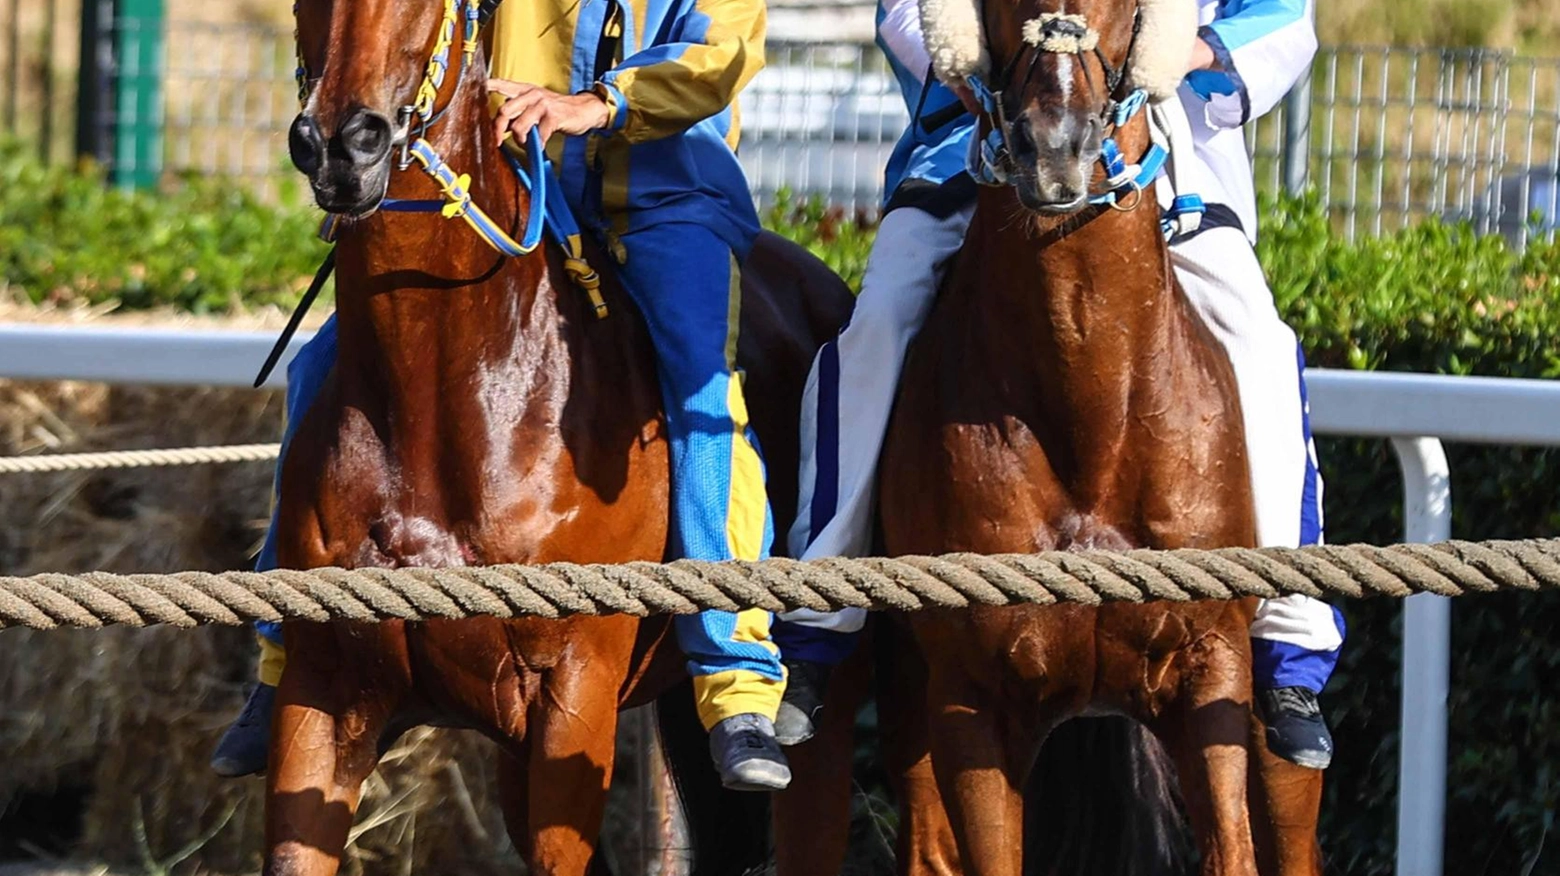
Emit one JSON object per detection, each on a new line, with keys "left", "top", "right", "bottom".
{"left": 916, "top": 0, "right": 1198, "bottom": 99}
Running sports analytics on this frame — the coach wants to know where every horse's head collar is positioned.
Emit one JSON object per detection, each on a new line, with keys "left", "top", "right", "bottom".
{"left": 920, "top": 0, "right": 1196, "bottom": 215}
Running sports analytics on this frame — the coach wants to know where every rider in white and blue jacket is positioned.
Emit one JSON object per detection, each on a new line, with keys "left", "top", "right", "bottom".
{"left": 772, "top": 0, "right": 1345, "bottom": 771}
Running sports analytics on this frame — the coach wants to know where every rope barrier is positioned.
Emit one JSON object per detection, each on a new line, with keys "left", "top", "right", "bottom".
{"left": 3, "top": 537, "right": 1557, "bottom": 631}
{"left": 0, "top": 444, "right": 281, "bottom": 474}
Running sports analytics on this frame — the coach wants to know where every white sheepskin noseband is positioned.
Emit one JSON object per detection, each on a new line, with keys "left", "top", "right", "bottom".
{"left": 917, "top": 0, "right": 1197, "bottom": 102}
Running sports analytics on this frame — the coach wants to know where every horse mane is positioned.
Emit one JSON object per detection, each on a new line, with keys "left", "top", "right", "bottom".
{"left": 916, "top": 0, "right": 1197, "bottom": 100}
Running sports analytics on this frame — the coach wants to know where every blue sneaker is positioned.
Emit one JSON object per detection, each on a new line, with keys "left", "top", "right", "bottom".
{"left": 1258, "top": 686, "right": 1333, "bottom": 770}
{"left": 210, "top": 683, "right": 276, "bottom": 777}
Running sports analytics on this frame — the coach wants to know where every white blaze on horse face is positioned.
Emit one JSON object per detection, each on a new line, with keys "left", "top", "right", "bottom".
{"left": 1056, "top": 52, "right": 1073, "bottom": 101}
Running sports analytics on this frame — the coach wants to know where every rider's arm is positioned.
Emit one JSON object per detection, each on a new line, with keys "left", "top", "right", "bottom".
{"left": 878, "top": 0, "right": 932, "bottom": 82}
{"left": 591, "top": 0, "right": 766, "bottom": 142}
{"left": 1185, "top": 0, "right": 1316, "bottom": 128}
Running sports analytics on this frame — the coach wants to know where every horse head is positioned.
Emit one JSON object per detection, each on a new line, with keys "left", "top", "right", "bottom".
{"left": 920, "top": 0, "right": 1197, "bottom": 211}
{"left": 288, "top": 0, "right": 477, "bottom": 215}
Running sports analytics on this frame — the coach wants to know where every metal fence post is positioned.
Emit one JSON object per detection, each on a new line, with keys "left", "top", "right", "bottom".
{"left": 1282, "top": 66, "right": 1313, "bottom": 195}
{"left": 5, "top": 0, "right": 19, "bottom": 136}
{"left": 1389, "top": 436, "right": 1451, "bottom": 876}
{"left": 40, "top": 0, "right": 59, "bottom": 163}
{"left": 75, "top": 0, "right": 116, "bottom": 169}
{"left": 114, "top": 0, "right": 164, "bottom": 186}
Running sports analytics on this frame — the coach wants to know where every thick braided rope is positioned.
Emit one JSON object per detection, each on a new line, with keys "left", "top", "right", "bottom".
{"left": 3, "top": 538, "right": 1558, "bottom": 631}
{"left": 0, "top": 444, "right": 281, "bottom": 474}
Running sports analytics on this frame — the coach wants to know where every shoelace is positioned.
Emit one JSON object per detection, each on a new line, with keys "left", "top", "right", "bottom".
{"left": 1270, "top": 686, "right": 1321, "bottom": 718}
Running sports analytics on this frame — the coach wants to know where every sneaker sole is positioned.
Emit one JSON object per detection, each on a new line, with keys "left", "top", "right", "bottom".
{"left": 210, "top": 759, "right": 267, "bottom": 779}
{"left": 773, "top": 703, "right": 818, "bottom": 747}
{"left": 1280, "top": 750, "right": 1332, "bottom": 770}
{"left": 720, "top": 761, "right": 792, "bottom": 792}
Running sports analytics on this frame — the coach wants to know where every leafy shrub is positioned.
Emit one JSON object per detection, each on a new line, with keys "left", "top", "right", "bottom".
{"left": 0, "top": 139, "right": 326, "bottom": 314}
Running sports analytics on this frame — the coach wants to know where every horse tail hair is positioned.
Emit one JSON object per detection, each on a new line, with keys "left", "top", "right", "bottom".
{"left": 656, "top": 678, "right": 772, "bottom": 876}
{"left": 1024, "top": 716, "right": 1197, "bottom": 876}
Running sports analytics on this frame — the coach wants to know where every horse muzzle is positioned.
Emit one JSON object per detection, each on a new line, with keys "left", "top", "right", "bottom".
{"left": 1007, "top": 108, "right": 1102, "bottom": 214}
{"left": 289, "top": 108, "right": 397, "bottom": 216}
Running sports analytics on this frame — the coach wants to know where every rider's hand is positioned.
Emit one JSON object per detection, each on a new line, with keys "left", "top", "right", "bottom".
{"left": 487, "top": 79, "right": 612, "bottom": 144}
{"left": 950, "top": 82, "right": 983, "bottom": 117}
{"left": 1187, "top": 38, "right": 1217, "bottom": 74}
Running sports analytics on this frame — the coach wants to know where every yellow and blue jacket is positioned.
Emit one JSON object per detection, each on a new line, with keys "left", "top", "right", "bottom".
{"left": 490, "top": 0, "right": 765, "bottom": 256}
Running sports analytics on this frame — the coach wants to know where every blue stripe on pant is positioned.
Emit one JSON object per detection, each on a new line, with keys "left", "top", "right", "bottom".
{"left": 773, "top": 338, "right": 861, "bottom": 666}
{"left": 615, "top": 221, "right": 784, "bottom": 727}
{"left": 1249, "top": 345, "right": 1346, "bottom": 693}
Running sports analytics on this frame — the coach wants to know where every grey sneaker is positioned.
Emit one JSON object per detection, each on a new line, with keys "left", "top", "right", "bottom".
{"left": 210, "top": 683, "right": 276, "bottom": 778}
{"left": 774, "top": 659, "right": 832, "bottom": 746}
{"left": 709, "top": 713, "right": 792, "bottom": 791}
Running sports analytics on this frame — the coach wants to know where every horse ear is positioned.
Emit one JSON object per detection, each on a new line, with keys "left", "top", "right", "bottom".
{"left": 1126, "top": 0, "right": 1198, "bottom": 101}
{"left": 919, "top": 0, "right": 990, "bottom": 84}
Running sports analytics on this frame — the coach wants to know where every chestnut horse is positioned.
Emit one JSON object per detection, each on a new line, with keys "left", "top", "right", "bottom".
{"left": 875, "top": 0, "right": 1327, "bottom": 871}
{"left": 265, "top": 2, "right": 851, "bottom": 875}
{"left": 776, "top": 0, "right": 1325, "bottom": 873}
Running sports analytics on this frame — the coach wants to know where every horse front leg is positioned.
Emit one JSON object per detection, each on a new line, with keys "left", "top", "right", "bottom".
{"left": 878, "top": 619, "right": 959, "bottom": 876}
{"left": 1153, "top": 624, "right": 1260, "bottom": 876}
{"left": 773, "top": 638, "right": 872, "bottom": 876}
{"left": 514, "top": 664, "right": 625, "bottom": 875}
{"left": 923, "top": 665, "right": 1029, "bottom": 876}
{"left": 264, "top": 623, "right": 404, "bottom": 876}
{"left": 1248, "top": 721, "right": 1325, "bottom": 876}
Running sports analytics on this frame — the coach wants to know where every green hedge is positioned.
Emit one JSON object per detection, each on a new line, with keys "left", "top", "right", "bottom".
{"left": 1254, "top": 195, "right": 1560, "bottom": 876}
{"left": 5, "top": 144, "right": 1560, "bottom": 874}
{"left": 0, "top": 140, "right": 325, "bottom": 313}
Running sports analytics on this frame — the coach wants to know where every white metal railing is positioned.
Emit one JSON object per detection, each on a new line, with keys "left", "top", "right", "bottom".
{"left": 6, "top": 325, "right": 1560, "bottom": 876}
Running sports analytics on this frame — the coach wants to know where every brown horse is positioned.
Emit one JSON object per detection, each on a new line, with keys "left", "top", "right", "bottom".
{"left": 775, "top": 0, "right": 1326, "bottom": 872}
{"left": 876, "top": 0, "right": 1327, "bottom": 871}
{"left": 265, "top": 2, "right": 851, "bottom": 875}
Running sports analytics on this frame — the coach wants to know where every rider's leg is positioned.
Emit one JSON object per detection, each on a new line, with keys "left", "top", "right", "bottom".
{"left": 772, "top": 200, "right": 975, "bottom": 745}
{"left": 210, "top": 316, "right": 339, "bottom": 778}
{"left": 1169, "top": 222, "right": 1344, "bottom": 769}
{"left": 615, "top": 221, "right": 790, "bottom": 791}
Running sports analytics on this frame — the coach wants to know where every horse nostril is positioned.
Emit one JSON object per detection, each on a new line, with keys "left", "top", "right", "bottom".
{"left": 288, "top": 114, "right": 325, "bottom": 176}
{"left": 337, "top": 108, "right": 394, "bottom": 166}
{"left": 1076, "top": 115, "right": 1103, "bottom": 161}
{"left": 1010, "top": 116, "right": 1040, "bottom": 164}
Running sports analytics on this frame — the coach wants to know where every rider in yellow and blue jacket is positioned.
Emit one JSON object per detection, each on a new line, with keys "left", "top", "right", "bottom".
{"left": 211, "top": 0, "right": 794, "bottom": 792}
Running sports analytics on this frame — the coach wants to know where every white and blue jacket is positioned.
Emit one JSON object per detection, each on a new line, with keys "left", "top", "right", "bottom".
{"left": 1180, "top": 0, "right": 1317, "bottom": 242}
{"left": 876, "top": 0, "right": 978, "bottom": 216}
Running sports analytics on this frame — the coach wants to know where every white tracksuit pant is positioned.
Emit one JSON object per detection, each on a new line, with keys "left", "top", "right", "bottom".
{"left": 772, "top": 201, "right": 1345, "bottom": 692}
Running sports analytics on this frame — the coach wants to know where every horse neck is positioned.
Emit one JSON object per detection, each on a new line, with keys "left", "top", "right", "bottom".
{"left": 962, "top": 147, "right": 1181, "bottom": 459}
{"left": 329, "top": 56, "right": 560, "bottom": 451}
